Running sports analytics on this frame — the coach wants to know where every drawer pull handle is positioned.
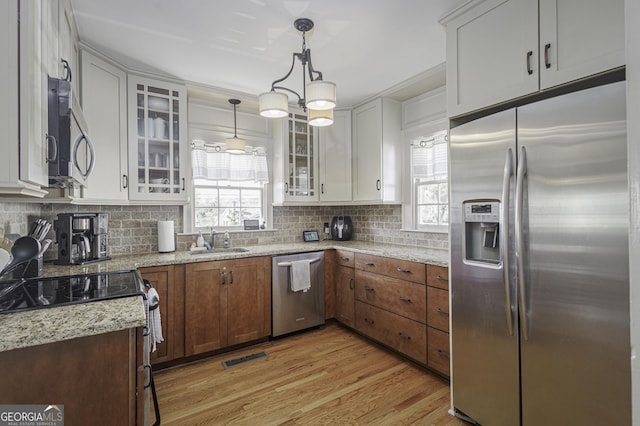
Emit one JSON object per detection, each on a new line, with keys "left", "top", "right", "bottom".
{"left": 340, "top": 256, "right": 350, "bottom": 262}
{"left": 397, "top": 268, "right": 411, "bottom": 273}
{"left": 437, "top": 349, "right": 450, "bottom": 359}
{"left": 229, "top": 270, "right": 234, "bottom": 284}
{"left": 221, "top": 270, "right": 226, "bottom": 285}
{"left": 435, "top": 275, "right": 448, "bottom": 282}
{"left": 364, "top": 262, "right": 375, "bottom": 267}
{"left": 437, "top": 307, "right": 449, "bottom": 316}
{"left": 349, "top": 278, "right": 354, "bottom": 290}
{"left": 398, "top": 332, "right": 411, "bottom": 341}
{"left": 398, "top": 296, "right": 411, "bottom": 303}
{"left": 364, "top": 285, "right": 375, "bottom": 293}
{"left": 364, "top": 318, "right": 375, "bottom": 325}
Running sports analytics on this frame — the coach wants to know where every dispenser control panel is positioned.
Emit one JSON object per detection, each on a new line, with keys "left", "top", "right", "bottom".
{"left": 464, "top": 202, "right": 500, "bottom": 223}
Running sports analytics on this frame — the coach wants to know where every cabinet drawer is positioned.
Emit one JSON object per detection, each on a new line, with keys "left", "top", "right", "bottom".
{"left": 355, "top": 253, "right": 426, "bottom": 284}
{"left": 335, "top": 249, "right": 355, "bottom": 268}
{"left": 427, "top": 287, "right": 449, "bottom": 332}
{"left": 426, "top": 265, "right": 449, "bottom": 290}
{"left": 355, "top": 270, "right": 426, "bottom": 324}
{"left": 428, "top": 327, "right": 450, "bottom": 377}
{"left": 355, "top": 301, "right": 427, "bottom": 365}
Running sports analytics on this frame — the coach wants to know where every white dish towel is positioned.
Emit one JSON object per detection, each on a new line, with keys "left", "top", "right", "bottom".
{"left": 145, "top": 287, "right": 164, "bottom": 353}
{"left": 290, "top": 259, "right": 311, "bottom": 293}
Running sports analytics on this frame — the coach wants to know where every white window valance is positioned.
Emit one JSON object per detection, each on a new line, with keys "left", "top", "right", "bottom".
{"left": 412, "top": 131, "right": 448, "bottom": 181}
{"left": 191, "top": 140, "right": 269, "bottom": 182}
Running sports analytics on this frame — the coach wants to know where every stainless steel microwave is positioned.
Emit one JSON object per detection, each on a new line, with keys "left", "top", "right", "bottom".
{"left": 47, "top": 71, "right": 95, "bottom": 188}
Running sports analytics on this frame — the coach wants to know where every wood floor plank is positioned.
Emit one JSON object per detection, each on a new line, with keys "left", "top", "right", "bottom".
{"left": 153, "top": 323, "right": 467, "bottom": 425}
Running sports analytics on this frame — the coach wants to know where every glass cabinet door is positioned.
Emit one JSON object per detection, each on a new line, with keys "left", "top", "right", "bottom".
{"left": 129, "top": 76, "right": 187, "bottom": 202}
{"left": 285, "top": 113, "right": 317, "bottom": 200}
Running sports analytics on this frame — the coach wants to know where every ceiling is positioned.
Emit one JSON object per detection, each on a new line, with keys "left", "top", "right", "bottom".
{"left": 70, "top": 0, "right": 467, "bottom": 108}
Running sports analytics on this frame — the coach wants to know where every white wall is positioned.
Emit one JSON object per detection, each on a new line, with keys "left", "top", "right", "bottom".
{"left": 626, "top": 0, "right": 640, "bottom": 423}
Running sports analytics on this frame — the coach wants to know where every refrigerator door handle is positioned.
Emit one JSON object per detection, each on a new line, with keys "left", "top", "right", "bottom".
{"left": 501, "top": 148, "right": 515, "bottom": 336}
{"left": 515, "top": 146, "right": 529, "bottom": 340}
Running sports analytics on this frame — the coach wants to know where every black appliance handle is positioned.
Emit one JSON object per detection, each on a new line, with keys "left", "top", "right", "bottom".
{"left": 61, "top": 59, "right": 72, "bottom": 82}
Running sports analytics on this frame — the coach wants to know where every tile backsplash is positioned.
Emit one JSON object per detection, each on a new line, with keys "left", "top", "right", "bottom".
{"left": 0, "top": 202, "right": 447, "bottom": 258}
{"left": 270, "top": 205, "right": 448, "bottom": 250}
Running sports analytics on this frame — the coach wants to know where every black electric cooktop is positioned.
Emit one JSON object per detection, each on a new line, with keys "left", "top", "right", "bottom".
{"left": 0, "top": 270, "right": 144, "bottom": 314}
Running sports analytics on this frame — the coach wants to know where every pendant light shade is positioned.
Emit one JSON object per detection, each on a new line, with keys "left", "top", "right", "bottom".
{"left": 226, "top": 99, "right": 246, "bottom": 154}
{"left": 306, "top": 80, "right": 336, "bottom": 110}
{"left": 225, "top": 136, "right": 246, "bottom": 154}
{"left": 308, "top": 108, "right": 334, "bottom": 127}
{"left": 259, "top": 91, "right": 289, "bottom": 118}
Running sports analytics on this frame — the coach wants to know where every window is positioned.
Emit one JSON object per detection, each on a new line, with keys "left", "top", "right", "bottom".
{"left": 190, "top": 141, "right": 269, "bottom": 230}
{"left": 412, "top": 130, "right": 449, "bottom": 230}
{"left": 194, "top": 180, "right": 264, "bottom": 228}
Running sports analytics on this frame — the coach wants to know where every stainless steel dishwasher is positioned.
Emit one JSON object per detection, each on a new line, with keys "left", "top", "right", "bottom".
{"left": 272, "top": 251, "right": 325, "bottom": 337}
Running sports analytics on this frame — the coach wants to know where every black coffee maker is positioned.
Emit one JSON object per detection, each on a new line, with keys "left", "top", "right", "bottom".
{"left": 54, "top": 213, "right": 110, "bottom": 265}
{"left": 331, "top": 216, "right": 353, "bottom": 241}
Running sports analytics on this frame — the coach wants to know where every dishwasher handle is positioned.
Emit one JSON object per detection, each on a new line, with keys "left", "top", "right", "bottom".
{"left": 277, "top": 258, "right": 321, "bottom": 267}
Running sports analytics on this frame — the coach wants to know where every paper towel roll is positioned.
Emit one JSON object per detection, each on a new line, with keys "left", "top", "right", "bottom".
{"left": 157, "top": 220, "right": 175, "bottom": 252}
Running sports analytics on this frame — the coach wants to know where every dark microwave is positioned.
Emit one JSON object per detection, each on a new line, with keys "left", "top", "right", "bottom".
{"left": 47, "top": 69, "right": 95, "bottom": 188}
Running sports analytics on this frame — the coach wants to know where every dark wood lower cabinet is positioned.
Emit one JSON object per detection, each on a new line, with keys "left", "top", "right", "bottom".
{"left": 0, "top": 328, "right": 144, "bottom": 426}
{"left": 355, "top": 300, "right": 428, "bottom": 364}
{"left": 184, "top": 256, "right": 270, "bottom": 357}
{"left": 335, "top": 265, "right": 355, "bottom": 327}
{"left": 335, "top": 252, "right": 451, "bottom": 378}
{"left": 139, "top": 264, "right": 185, "bottom": 365}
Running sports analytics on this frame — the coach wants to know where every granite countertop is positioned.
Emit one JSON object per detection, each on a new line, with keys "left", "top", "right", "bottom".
{"left": 1, "top": 241, "right": 447, "bottom": 353}
{"left": 0, "top": 295, "right": 146, "bottom": 353}
{"left": 41, "top": 241, "right": 449, "bottom": 278}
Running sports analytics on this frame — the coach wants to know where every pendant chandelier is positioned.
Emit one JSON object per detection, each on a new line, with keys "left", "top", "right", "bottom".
{"left": 258, "top": 18, "right": 336, "bottom": 127}
{"left": 226, "top": 99, "right": 246, "bottom": 154}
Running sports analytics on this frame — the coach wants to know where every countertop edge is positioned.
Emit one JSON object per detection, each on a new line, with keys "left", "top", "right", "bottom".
{"left": 0, "top": 295, "right": 146, "bottom": 353}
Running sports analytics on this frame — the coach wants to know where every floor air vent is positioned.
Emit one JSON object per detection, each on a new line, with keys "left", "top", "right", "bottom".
{"left": 222, "top": 351, "right": 268, "bottom": 369}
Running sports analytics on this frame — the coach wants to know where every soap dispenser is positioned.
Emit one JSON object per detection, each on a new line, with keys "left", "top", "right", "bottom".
{"left": 196, "top": 232, "right": 205, "bottom": 247}
{"left": 223, "top": 232, "right": 231, "bottom": 248}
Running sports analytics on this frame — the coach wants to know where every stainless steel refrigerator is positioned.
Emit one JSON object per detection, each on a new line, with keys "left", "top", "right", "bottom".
{"left": 449, "top": 80, "right": 631, "bottom": 425}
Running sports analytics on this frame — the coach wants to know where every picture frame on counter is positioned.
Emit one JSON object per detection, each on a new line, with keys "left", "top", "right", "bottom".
{"left": 243, "top": 219, "right": 260, "bottom": 230}
{"left": 303, "top": 230, "right": 320, "bottom": 242}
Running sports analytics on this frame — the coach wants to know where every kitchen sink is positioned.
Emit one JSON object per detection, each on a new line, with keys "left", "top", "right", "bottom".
{"left": 189, "top": 247, "right": 250, "bottom": 255}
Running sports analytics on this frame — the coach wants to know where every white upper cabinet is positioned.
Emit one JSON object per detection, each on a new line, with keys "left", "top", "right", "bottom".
{"left": 128, "top": 75, "right": 189, "bottom": 203}
{"left": 272, "top": 111, "right": 319, "bottom": 204}
{"left": 352, "top": 98, "right": 402, "bottom": 203}
{"left": 80, "top": 50, "right": 129, "bottom": 203}
{"left": 538, "top": 0, "right": 625, "bottom": 89}
{"left": 442, "top": 0, "right": 625, "bottom": 117}
{"left": 0, "top": 0, "right": 48, "bottom": 196}
{"left": 318, "top": 110, "right": 352, "bottom": 203}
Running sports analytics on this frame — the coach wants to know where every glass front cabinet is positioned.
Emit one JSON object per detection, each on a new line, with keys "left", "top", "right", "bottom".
{"left": 128, "top": 75, "right": 188, "bottom": 202}
{"left": 273, "top": 111, "right": 319, "bottom": 203}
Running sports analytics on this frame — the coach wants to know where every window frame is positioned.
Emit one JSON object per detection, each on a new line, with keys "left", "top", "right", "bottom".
{"left": 409, "top": 129, "right": 449, "bottom": 233}
{"left": 192, "top": 179, "right": 266, "bottom": 230}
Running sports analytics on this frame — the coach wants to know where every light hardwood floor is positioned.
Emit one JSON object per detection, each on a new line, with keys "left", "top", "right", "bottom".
{"left": 153, "top": 323, "right": 467, "bottom": 425}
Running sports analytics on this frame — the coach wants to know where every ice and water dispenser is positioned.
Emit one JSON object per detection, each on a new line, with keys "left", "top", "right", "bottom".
{"left": 463, "top": 201, "right": 500, "bottom": 264}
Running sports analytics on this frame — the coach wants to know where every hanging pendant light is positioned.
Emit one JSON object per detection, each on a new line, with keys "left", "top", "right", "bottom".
{"left": 258, "top": 18, "right": 336, "bottom": 126}
{"left": 226, "top": 99, "right": 246, "bottom": 154}
{"left": 307, "top": 108, "right": 334, "bottom": 127}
